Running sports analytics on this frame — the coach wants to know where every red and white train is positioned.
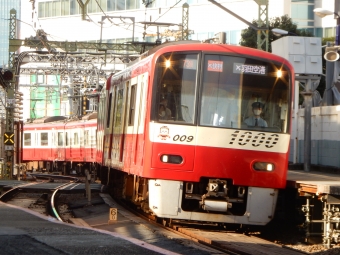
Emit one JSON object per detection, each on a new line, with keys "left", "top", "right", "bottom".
{"left": 23, "top": 41, "right": 295, "bottom": 226}
{"left": 22, "top": 114, "right": 97, "bottom": 174}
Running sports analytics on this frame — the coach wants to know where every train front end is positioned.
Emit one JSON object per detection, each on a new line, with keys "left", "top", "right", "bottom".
{"left": 146, "top": 44, "right": 294, "bottom": 225}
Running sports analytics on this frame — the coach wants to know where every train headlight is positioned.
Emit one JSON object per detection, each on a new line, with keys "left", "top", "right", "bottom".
{"left": 277, "top": 70, "right": 282, "bottom": 78}
{"left": 253, "top": 162, "right": 275, "bottom": 171}
{"left": 161, "top": 154, "right": 183, "bottom": 164}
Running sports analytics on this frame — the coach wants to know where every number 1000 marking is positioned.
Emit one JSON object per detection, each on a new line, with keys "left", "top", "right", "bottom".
{"left": 173, "top": 135, "right": 194, "bottom": 142}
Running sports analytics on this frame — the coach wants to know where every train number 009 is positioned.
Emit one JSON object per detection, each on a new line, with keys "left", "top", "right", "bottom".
{"left": 173, "top": 135, "right": 194, "bottom": 142}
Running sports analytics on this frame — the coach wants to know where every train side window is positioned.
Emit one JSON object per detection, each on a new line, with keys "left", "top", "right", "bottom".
{"left": 58, "top": 132, "right": 63, "bottom": 146}
{"left": 74, "top": 132, "right": 79, "bottom": 146}
{"left": 84, "top": 130, "right": 89, "bottom": 146}
{"left": 41, "top": 132, "right": 48, "bottom": 146}
{"left": 24, "top": 133, "right": 31, "bottom": 146}
{"left": 128, "top": 85, "right": 136, "bottom": 126}
{"left": 106, "top": 93, "right": 113, "bottom": 128}
{"left": 114, "top": 89, "right": 124, "bottom": 128}
{"left": 65, "top": 132, "right": 69, "bottom": 146}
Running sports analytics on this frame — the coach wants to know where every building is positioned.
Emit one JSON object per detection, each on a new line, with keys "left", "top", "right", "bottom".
{"left": 17, "top": 0, "right": 340, "bottom": 46}
{"left": 0, "top": 0, "right": 21, "bottom": 68}
{"left": 1, "top": 0, "right": 338, "bottom": 122}
{"left": 1, "top": 0, "right": 340, "bottom": 172}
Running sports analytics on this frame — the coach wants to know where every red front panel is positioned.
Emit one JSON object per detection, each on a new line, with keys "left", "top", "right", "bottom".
{"left": 143, "top": 143, "right": 287, "bottom": 189}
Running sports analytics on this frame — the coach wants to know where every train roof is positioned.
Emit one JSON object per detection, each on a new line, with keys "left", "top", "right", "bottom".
{"left": 127, "top": 40, "right": 294, "bottom": 71}
{"left": 32, "top": 116, "right": 67, "bottom": 123}
{"left": 82, "top": 112, "right": 97, "bottom": 120}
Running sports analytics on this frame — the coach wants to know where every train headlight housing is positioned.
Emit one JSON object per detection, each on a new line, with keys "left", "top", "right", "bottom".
{"left": 253, "top": 162, "right": 275, "bottom": 171}
{"left": 161, "top": 154, "right": 183, "bottom": 164}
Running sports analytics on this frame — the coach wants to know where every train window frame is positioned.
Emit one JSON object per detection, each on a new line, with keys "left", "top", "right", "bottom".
{"left": 24, "top": 133, "right": 31, "bottom": 146}
{"left": 198, "top": 53, "right": 292, "bottom": 133}
{"left": 114, "top": 88, "right": 124, "bottom": 128}
{"left": 58, "top": 132, "right": 64, "bottom": 146}
{"left": 106, "top": 92, "right": 113, "bottom": 128}
{"left": 40, "top": 132, "right": 48, "bottom": 146}
{"left": 84, "top": 130, "right": 89, "bottom": 146}
{"left": 128, "top": 84, "right": 136, "bottom": 126}
{"left": 152, "top": 51, "right": 200, "bottom": 125}
{"left": 74, "top": 132, "right": 79, "bottom": 146}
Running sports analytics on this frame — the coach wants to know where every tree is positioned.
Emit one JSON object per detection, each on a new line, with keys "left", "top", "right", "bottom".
{"left": 240, "top": 15, "right": 322, "bottom": 105}
{"left": 240, "top": 15, "right": 313, "bottom": 52}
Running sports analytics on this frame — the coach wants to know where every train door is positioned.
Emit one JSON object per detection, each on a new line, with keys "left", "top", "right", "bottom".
{"left": 71, "top": 127, "right": 82, "bottom": 160}
{"left": 111, "top": 80, "right": 128, "bottom": 170}
{"left": 150, "top": 52, "right": 199, "bottom": 171}
{"left": 33, "top": 129, "right": 38, "bottom": 159}
{"left": 128, "top": 74, "right": 148, "bottom": 172}
{"left": 87, "top": 124, "right": 97, "bottom": 162}
{"left": 96, "top": 89, "right": 106, "bottom": 165}
{"left": 65, "top": 130, "right": 70, "bottom": 160}
{"left": 22, "top": 130, "right": 33, "bottom": 161}
{"left": 120, "top": 81, "right": 130, "bottom": 164}
{"left": 124, "top": 79, "right": 137, "bottom": 173}
{"left": 51, "top": 128, "right": 57, "bottom": 161}
{"left": 104, "top": 88, "right": 116, "bottom": 167}
{"left": 57, "top": 128, "right": 65, "bottom": 161}
{"left": 79, "top": 126, "right": 85, "bottom": 160}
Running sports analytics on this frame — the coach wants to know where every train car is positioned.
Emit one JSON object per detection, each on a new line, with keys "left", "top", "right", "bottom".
{"left": 22, "top": 113, "right": 97, "bottom": 174}
{"left": 97, "top": 41, "right": 295, "bottom": 226}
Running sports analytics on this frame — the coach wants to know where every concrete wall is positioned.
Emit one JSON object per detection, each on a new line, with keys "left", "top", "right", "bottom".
{"left": 290, "top": 105, "right": 340, "bottom": 168}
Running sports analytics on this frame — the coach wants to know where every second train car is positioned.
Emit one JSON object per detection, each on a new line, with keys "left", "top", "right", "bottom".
{"left": 23, "top": 113, "right": 97, "bottom": 174}
{"left": 97, "top": 41, "right": 295, "bottom": 226}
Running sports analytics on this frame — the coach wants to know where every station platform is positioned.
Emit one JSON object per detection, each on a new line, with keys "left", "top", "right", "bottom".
{"left": 287, "top": 169, "right": 340, "bottom": 195}
{"left": 0, "top": 181, "right": 215, "bottom": 255}
{"left": 0, "top": 201, "right": 182, "bottom": 255}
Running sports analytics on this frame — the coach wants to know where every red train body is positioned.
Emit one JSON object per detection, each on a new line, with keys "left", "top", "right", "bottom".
{"left": 23, "top": 114, "right": 97, "bottom": 174}
{"left": 22, "top": 41, "right": 295, "bottom": 226}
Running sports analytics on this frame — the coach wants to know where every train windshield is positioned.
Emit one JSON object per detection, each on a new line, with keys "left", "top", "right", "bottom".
{"left": 153, "top": 52, "right": 198, "bottom": 124}
{"left": 153, "top": 52, "right": 291, "bottom": 133}
{"left": 201, "top": 54, "right": 291, "bottom": 133}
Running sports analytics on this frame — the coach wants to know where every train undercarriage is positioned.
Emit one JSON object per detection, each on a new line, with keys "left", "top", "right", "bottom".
{"left": 23, "top": 160, "right": 98, "bottom": 177}
{"left": 101, "top": 168, "right": 278, "bottom": 226}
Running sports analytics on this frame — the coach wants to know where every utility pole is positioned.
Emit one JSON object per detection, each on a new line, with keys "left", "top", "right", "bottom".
{"left": 4, "top": 9, "right": 18, "bottom": 179}
{"left": 207, "top": 0, "right": 268, "bottom": 51}
{"left": 254, "top": 0, "right": 269, "bottom": 52}
{"left": 182, "top": 3, "right": 189, "bottom": 40}
{"left": 76, "top": 0, "right": 90, "bottom": 20}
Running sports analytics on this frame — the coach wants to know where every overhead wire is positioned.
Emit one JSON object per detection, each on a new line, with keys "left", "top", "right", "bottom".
{"left": 92, "top": 0, "right": 171, "bottom": 37}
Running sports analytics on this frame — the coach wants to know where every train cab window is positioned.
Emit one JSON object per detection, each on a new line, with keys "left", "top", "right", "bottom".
{"left": 199, "top": 55, "right": 291, "bottom": 133}
{"left": 24, "top": 133, "right": 31, "bottom": 146}
{"left": 58, "top": 132, "right": 63, "bottom": 146}
{"left": 41, "top": 132, "right": 48, "bottom": 146}
{"left": 153, "top": 53, "right": 198, "bottom": 124}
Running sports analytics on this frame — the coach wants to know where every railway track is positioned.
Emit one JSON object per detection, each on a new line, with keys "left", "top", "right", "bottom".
{"left": 111, "top": 198, "right": 305, "bottom": 255}
{"left": 0, "top": 174, "right": 97, "bottom": 222}
{"left": 2, "top": 176, "right": 336, "bottom": 255}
